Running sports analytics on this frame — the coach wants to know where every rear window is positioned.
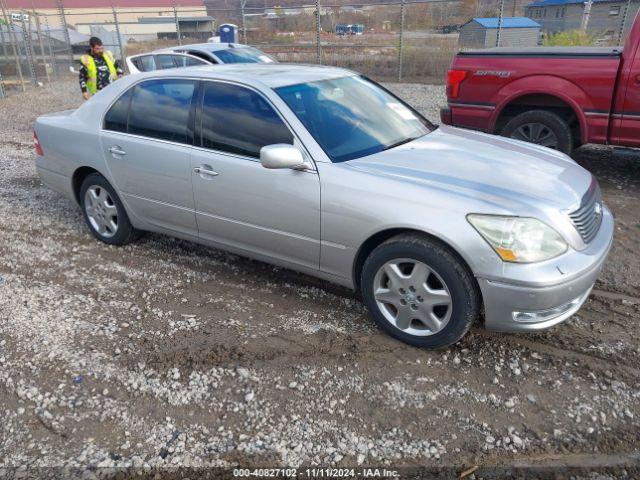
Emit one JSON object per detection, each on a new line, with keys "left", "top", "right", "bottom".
{"left": 213, "top": 47, "right": 275, "bottom": 64}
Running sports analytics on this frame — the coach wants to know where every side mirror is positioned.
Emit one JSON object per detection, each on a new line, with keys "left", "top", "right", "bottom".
{"left": 260, "top": 144, "right": 306, "bottom": 170}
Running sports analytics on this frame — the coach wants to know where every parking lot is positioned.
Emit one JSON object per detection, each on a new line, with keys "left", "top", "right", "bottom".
{"left": 1, "top": 80, "right": 639, "bottom": 477}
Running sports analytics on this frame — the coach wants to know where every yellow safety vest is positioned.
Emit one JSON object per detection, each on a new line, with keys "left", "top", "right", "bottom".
{"left": 80, "top": 51, "right": 117, "bottom": 94}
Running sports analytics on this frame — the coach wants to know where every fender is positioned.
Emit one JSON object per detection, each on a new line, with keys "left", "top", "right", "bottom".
{"left": 489, "top": 75, "right": 594, "bottom": 145}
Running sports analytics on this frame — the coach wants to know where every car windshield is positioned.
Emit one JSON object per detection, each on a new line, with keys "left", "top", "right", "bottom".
{"left": 213, "top": 47, "right": 275, "bottom": 64}
{"left": 276, "top": 76, "right": 432, "bottom": 162}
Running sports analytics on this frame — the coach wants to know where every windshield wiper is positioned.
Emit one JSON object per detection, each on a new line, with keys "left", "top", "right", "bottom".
{"left": 382, "top": 136, "right": 419, "bottom": 152}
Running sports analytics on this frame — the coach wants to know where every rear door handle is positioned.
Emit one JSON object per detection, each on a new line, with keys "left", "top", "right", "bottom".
{"left": 108, "top": 146, "right": 126, "bottom": 156}
{"left": 194, "top": 166, "right": 219, "bottom": 177}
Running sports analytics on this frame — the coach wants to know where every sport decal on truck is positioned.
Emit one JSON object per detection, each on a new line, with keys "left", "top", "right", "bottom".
{"left": 473, "top": 70, "right": 512, "bottom": 78}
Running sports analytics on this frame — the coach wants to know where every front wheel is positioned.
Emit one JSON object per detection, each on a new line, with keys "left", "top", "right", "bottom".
{"left": 361, "top": 234, "right": 481, "bottom": 349}
{"left": 500, "top": 109, "right": 573, "bottom": 155}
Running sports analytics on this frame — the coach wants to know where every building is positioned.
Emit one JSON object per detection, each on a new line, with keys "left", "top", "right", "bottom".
{"left": 76, "top": 16, "right": 215, "bottom": 42}
{"left": 459, "top": 17, "right": 541, "bottom": 47}
{"left": 3, "top": 0, "right": 208, "bottom": 28}
{"left": 524, "top": 0, "right": 639, "bottom": 38}
{"left": 0, "top": 22, "right": 89, "bottom": 53}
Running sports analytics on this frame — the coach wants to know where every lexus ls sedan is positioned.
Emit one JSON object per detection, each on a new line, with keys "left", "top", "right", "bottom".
{"left": 34, "top": 65, "right": 613, "bottom": 348}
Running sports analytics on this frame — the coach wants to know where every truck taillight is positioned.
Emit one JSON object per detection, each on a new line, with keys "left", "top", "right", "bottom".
{"left": 446, "top": 70, "right": 467, "bottom": 99}
{"left": 34, "top": 130, "right": 43, "bottom": 156}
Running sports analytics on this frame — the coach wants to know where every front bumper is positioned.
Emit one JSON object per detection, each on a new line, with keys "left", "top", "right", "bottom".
{"left": 478, "top": 207, "right": 614, "bottom": 332}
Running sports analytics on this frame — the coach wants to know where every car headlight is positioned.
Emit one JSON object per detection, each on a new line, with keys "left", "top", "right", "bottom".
{"left": 467, "top": 214, "right": 568, "bottom": 263}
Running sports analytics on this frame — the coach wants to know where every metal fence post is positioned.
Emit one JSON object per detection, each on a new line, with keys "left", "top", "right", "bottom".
{"left": 34, "top": 12, "right": 51, "bottom": 84}
{"left": 397, "top": 0, "right": 405, "bottom": 82}
{"left": 20, "top": 12, "right": 38, "bottom": 85}
{"left": 112, "top": 5, "right": 125, "bottom": 63}
{"left": 56, "top": 0, "right": 74, "bottom": 71}
{"left": 617, "top": 0, "right": 632, "bottom": 45}
{"left": 43, "top": 15, "right": 56, "bottom": 77}
{"left": 581, "top": 0, "right": 593, "bottom": 31}
{"left": 241, "top": 0, "right": 247, "bottom": 44}
{"left": 495, "top": 0, "right": 504, "bottom": 47}
{"left": 315, "top": 0, "right": 321, "bottom": 64}
{"left": 0, "top": 0, "right": 25, "bottom": 91}
{"left": 0, "top": 72, "right": 6, "bottom": 98}
{"left": 173, "top": 0, "right": 182, "bottom": 45}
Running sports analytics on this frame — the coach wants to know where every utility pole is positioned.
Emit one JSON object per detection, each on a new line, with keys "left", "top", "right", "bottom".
{"left": 172, "top": 0, "right": 181, "bottom": 45}
{"left": 111, "top": 5, "right": 125, "bottom": 64}
{"left": 496, "top": 0, "right": 505, "bottom": 47}
{"left": 581, "top": 0, "right": 593, "bottom": 31}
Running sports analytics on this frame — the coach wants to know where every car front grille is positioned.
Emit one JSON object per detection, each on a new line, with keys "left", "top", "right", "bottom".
{"left": 569, "top": 180, "right": 603, "bottom": 244}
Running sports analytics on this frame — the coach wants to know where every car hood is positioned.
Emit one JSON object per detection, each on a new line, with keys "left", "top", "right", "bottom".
{"left": 344, "top": 125, "right": 592, "bottom": 212}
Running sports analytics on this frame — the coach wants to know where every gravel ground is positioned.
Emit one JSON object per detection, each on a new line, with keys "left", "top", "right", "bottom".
{"left": 1, "top": 80, "right": 639, "bottom": 479}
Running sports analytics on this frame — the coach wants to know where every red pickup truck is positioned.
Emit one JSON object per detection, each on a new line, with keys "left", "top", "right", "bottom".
{"left": 440, "top": 12, "right": 640, "bottom": 154}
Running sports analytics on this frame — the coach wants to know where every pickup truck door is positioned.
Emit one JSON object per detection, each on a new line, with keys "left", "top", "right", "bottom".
{"left": 613, "top": 40, "right": 640, "bottom": 147}
{"left": 190, "top": 80, "right": 321, "bottom": 270}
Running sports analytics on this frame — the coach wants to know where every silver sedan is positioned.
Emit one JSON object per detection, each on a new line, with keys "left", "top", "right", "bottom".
{"left": 34, "top": 65, "right": 613, "bottom": 348}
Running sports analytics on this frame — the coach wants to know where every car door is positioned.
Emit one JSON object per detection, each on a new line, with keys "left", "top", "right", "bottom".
{"left": 190, "top": 80, "right": 321, "bottom": 270}
{"left": 100, "top": 78, "right": 199, "bottom": 236}
{"left": 614, "top": 41, "right": 640, "bottom": 147}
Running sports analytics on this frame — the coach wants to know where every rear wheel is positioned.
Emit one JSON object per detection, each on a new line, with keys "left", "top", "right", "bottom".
{"left": 80, "top": 173, "right": 141, "bottom": 245}
{"left": 361, "top": 234, "right": 481, "bottom": 349}
{"left": 500, "top": 109, "right": 573, "bottom": 155}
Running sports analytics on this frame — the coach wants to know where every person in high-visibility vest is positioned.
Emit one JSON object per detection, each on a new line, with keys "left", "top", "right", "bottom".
{"left": 79, "top": 37, "right": 123, "bottom": 100}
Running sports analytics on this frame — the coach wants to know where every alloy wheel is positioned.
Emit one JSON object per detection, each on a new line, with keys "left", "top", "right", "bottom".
{"left": 511, "top": 122, "right": 559, "bottom": 149}
{"left": 373, "top": 258, "right": 452, "bottom": 336}
{"left": 84, "top": 185, "right": 118, "bottom": 238}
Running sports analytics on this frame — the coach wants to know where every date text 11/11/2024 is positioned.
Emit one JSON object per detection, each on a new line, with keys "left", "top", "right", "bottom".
{"left": 233, "top": 468, "right": 400, "bottom": 477}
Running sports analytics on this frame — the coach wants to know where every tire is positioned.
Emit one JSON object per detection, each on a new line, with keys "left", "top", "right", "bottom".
{"left": 79, "top": 173, "right": 141, "bottom": 246}
{"left": 500, "top": 109, "right": 573, "bottom": 155}
{"left": 361, "top": 234, "right": 481, "bottom": 349}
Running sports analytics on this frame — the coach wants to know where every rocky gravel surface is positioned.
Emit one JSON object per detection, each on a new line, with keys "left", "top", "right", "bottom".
{"left": 0, "top": 80, "right": 639, "bottom": 479}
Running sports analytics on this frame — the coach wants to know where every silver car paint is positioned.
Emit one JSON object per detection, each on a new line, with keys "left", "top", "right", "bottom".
{"left": 35, "top": 65, "right": 613, "bottom": 332}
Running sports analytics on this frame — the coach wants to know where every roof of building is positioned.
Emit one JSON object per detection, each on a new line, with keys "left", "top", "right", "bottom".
{"left": 138, "top": 16, "right": 214, "bottom": 23}
{"left": 469, "top": 17, "right": 542, "bottom": 28}
{"left": 3, "top": 0, "right": 203, "bottom": 8}
{"left": 0, "top": 23, "right": 89, "bottom": 45}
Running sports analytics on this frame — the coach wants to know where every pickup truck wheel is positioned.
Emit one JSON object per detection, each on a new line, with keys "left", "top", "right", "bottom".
{"left": 80, "top": 173, "right": 141, "bottom": 246}
{"left": 500, "top": 110, "right": 573, "bottom": 155}
{"left": 361, "top": 234, "right": 480, "bottom": 349}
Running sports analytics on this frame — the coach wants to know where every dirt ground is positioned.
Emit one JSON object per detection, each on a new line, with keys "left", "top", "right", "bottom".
{"left": 0, "top": 80, "right": 639, "bottom": 479}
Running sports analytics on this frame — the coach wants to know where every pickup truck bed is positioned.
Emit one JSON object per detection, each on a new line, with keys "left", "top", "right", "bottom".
{"left": 441, "top": 12, "right": 640, "bottom": 154}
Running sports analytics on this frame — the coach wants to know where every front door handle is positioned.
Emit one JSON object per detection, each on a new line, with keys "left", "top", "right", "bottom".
{"left": 194, "top": 166, "right": 219, "bottom": 177}
{"left": 108, "top": 146, "right": 126, "bottom": 156}
{"left": 635, "top": 74, "right": 640, "bottom": 85}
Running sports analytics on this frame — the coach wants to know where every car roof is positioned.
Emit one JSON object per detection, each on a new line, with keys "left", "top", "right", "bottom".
{"left": 155, "top": 43, "right": 252, "bottom": 54}
{"left": 135, "top": 63, "right": 356, "bottom": 89}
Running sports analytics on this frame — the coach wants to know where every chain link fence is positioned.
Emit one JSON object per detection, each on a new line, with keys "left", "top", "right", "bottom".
{"left": 0, "top": 0, "right": 637, "bottom": 97}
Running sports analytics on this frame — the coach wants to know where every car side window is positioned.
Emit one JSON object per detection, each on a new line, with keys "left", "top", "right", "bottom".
{"left": 128, "top": 79, "right": 197, "bottom": 144}
{"left": 103, "top": 87, "right": 132, "bottom": 133}
{"left": 175, "top": 55, "right": 207, "bottom": 67}
{"left": 156, "top": 54, "right": 176, "bottom": 70}
{"left": 137, "top": 55, "right": 156, "bottom": 72}
{"left": 199, "top": 82, "right": 293, "bottom": 158}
